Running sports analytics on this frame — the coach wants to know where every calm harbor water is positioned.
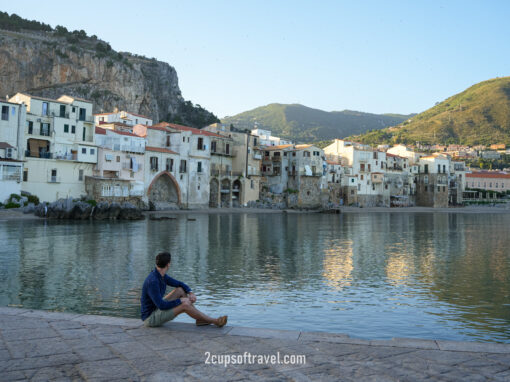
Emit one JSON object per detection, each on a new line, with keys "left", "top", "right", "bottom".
{"left": 1, "top": 212, "right": 509, "bottom": 343}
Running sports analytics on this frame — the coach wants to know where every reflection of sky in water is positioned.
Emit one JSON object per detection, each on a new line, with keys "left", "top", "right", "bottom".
{"left": 1, "top": 212, "right": 509, "bottom": 343}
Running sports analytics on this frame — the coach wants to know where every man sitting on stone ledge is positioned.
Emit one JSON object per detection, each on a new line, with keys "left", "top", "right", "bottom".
{"left": 141, "top": 251, "right": 227, "bottom": 328}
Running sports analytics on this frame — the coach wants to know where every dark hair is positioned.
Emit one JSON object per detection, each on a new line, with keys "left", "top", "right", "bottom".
{"left": 156, "top": 252, "right": 171, "bottom": 268}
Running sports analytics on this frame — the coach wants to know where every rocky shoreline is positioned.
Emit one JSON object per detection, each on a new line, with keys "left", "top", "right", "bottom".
{"left": 28, "top": 199, "right": 144, "bottom": 220}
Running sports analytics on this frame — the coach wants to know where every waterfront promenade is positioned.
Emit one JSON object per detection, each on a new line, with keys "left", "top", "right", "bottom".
{"left": 1, "top": 307, "right": 509, "bottom": 381}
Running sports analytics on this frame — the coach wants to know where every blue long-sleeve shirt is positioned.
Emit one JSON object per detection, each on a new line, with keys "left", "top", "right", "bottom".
{"left": 140, "top": 268, "right": 192, "bottom": 321}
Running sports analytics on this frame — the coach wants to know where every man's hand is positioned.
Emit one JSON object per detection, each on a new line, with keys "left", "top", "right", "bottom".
{"left": 180, "top": 297, "right": 191, "bottom": 306}
{"left": 188, "top": 292, "right": 197, "bottom": 304}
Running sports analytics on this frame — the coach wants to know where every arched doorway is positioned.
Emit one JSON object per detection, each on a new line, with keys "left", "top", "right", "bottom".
{"left": 221, "top": 179, "right": 231, "bottom": 208}
{"left": 148, "top": 172, "right": 181, "bottom": 210}
{"left": 209, "top": 178, "right": 219, "bottom": 208}
{"left": 232, "top": 179, "right": 241, "bottom": 207}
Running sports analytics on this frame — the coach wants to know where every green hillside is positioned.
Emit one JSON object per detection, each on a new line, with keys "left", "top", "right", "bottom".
{"left": 351, "top": 77, "right": 510, "bottom": 146}
{"left": 222, "top": 104, "right": 411, "bottom": 143}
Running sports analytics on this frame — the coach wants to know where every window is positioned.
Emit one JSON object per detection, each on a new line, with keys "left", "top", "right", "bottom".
{"left": 23, "top": 169, "right": 28, "bottom": 181}
{"left": 60, "top": 105, "right": 66, "bottom": 117}
{"left": 424, "top": 175, "right": 429, "bottom": 184}
{"left": 360, "top": 164, "right": 365, "bottom": 172}
{"left": 425, "top": 185, "right": 428, "bottom": 192}
{"left": 40, "top": 123, "right": 50, "bottom": 136}
{"left": 226, "top": 143, "right": 230, "bottom": 155}
{"left": 79, "top": 108, "right": 86, "bottom": 121}
{"left": 251, "top": 180, "right": 254, "bottom": 189}
{"left": 79, "top": 169, "right": 84, "bottom": 181}
{"left": 373, "top": 152, "right": 378, "bottom": 159}
{"left": 360, "top": 175, "right": 364, "bottom": 180}
{"left": 438, "top": 164, "right": 441, "bottom": 173}
{"left": 82, "top": 148, "right": 86, "bottom": 154}
{"left": 183, "top": 136, "right": 186, "bottom": 142}
{"left": 166, "top": 158, "right": 173, "bottom": 172}
{"left": 424, "top": 164, "right": 429, "bottom": 174}
{"left": 116, "top": 156, "right": 120, "bottom": 162}
{"left": 1, "top": 105, "right": 8, "bottom": 120}
{"left": 292, "top": 152, "right": 296, "bottom": 157}
{"left": 90, "top": 149, "right": 95, "bottom": 155}
{"left": 64, "top": 124, "right": 69, "bottom": 133}
{"left": 197, "top": 161, "right": 202, "bottom": 173}
{"left": 351, "top": 178, "right": 355, "bottom": 183}
{"left": 179, "top": 160, "right": 187, "bottom": 173}
{"left": 489, "top": 182, "right": 492, "bottom": 187}
{"left": 437, "top": 186, "right": 440, "bottom": 192}
{"left": 443, "top": 165, "right": 446, "bottom": 173}
{"left": 42, "top": 102, "right": 49, "bottom": 116}
{"left": 28, "top": 121, "right": 33, "bottom": 134}
{"left": 82, "top": 127, "right": 86, "bottom": 141}
{"left": 254, "top": 138, "right": 257, "bottom": 146}
{"left": 50, "top": 169, "right": 57, "bottom": 183}
{"left": 197, "top": 137, "right": 204, "bottom": 150}
{"left": 187, "top": 137, "right": 190, "bottom": 143}
{"left": 368, "top": 164, "right": 371, "bottom": 172}
{"left": 211, "top": 141, "right": 217, "bottom": 153}
{"left": 130, "top": 171, "right": 134, "bottom": 178}
{"left": 71, "top": 125, "right": 75, "bottom": 133}
{"left": 72, "top": 107, "right": 76, "bottom": 113}
{"left": 166, "top": 135, "right": 171, "bottom": 147}
{"left": 150, "top": 157, "right": 159, "bottom": 171}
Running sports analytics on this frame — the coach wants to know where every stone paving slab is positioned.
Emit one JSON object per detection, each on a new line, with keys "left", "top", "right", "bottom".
{"left": 1, "top": 308, "right": 510, "bottom": 381}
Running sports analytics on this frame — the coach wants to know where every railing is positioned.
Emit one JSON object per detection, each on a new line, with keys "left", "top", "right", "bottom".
{"left": 272, "top": 156, "right": 282, "bottom": 162}
{"left": 48, "top": 175, "right": 61, "bottom": 183}
{"left": 122, "top": 162, "right": 142, "bottom": 171}
{"left": 55, "top": 153, "right": 78, "bottom": 161}
{"left": 0, "top": 173, "right": 21, "bottom": 181}
{"left": 25, "top": 150, "right": 53, "bottom": 159}
{"left": 232, "top": 171, "right": 243, "bottom": 177}
{"left": 51, "top": 111, "right": 70, "bottom": 118}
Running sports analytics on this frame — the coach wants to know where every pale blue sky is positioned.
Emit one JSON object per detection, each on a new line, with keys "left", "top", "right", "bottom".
{"left": 3, "top": 1, "right": 509, "bottom": 118}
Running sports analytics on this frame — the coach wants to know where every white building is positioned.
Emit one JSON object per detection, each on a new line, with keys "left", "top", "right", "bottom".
{"left": 251, "top": 128, "right": 292, "bottom": 147}
{"left": 85, "top": 126, "right": 146, "bottom": 205}
{"left": 9, "top": 93, "right": 97, "bottom": 202}
{"left": 324, "top": 139, "right": 389, "bottom": 207}
{"left": 94, "top": 110, "right": 153, "bottom": 127}
{"left": 0, "top": 100, "right": 26, "bottom": 202}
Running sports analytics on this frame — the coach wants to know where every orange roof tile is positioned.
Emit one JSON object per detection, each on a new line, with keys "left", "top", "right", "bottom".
{"left": 145, "top": 146, "right": 178, "bottom": 155}
{"left": 466, "top": 172, "right": 510, "bottom": 179}
{"left": 154, "top": 122, "right": 223, "bottom": 137}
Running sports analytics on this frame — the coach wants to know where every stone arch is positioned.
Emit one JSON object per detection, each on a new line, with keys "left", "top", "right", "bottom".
{"left": 232, "top": 179, "right": 242, "bottom": 207}
{"left": 209, "top": 178, "right": 219, "bottom": 208}
{"left": 147, "top": 171, "right": 181, "bottom": 209}
{"left": 221, "top": 178, "right": 231, "bottom": 208}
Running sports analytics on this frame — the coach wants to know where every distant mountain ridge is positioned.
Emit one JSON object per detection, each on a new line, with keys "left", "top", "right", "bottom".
{"left": 351, "top": 77, "right": 510, "bottom": 146}
{"left": 222, "top": 104, "right": 412, "bottom": 143}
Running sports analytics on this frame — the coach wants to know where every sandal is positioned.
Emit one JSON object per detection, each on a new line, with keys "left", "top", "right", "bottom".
{"left": 215, "top": 315, "right": 228, "bottom": 328}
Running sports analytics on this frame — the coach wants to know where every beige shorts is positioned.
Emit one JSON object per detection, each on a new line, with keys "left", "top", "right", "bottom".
{"left": 143, "top": 308, "right": 176, "bottom": 327}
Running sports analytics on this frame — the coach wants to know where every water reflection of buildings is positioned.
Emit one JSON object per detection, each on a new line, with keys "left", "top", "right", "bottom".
{"left": 322, "top": 244, "right": 353, "bottom": 290}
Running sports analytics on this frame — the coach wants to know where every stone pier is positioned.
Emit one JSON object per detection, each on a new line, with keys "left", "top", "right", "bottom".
{"left": 0, "top": 307, "right": 509, "bottom": 381}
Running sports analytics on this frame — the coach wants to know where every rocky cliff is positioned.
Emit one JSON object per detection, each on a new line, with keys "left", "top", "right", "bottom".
{"left": 0, "top": 28, "right": 218, "bottom": 127}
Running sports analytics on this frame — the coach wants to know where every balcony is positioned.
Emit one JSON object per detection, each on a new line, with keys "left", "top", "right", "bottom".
{"left": 55, "top": 153, "right": 78, "bottom": 161}
{"left": 51, "top": 111, "right": 70, "bottom": 118}
{"left": 248, "top": 168, "right": 261, "bottom": 176}
{"left": 48, "top": 175, "right": 61, "bottom": 183}
{"left": 122, "top": 162, "right": 143, "bottom": 172}
{"left": 25, "top": 150, "right": 53, "bottom": 159}
{"left": 0, "top": 173, "right": 21, "bottom": 182}
{"left": 253, "top": 153, "right": 262, "bottom": 160}
{"left": 272, "top": 156, "right": 282, "bottom": 162}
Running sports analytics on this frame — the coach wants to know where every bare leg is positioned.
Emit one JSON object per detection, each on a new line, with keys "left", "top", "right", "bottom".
{"left": 164, "top": 287, "right": 226, "bottom": 326}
